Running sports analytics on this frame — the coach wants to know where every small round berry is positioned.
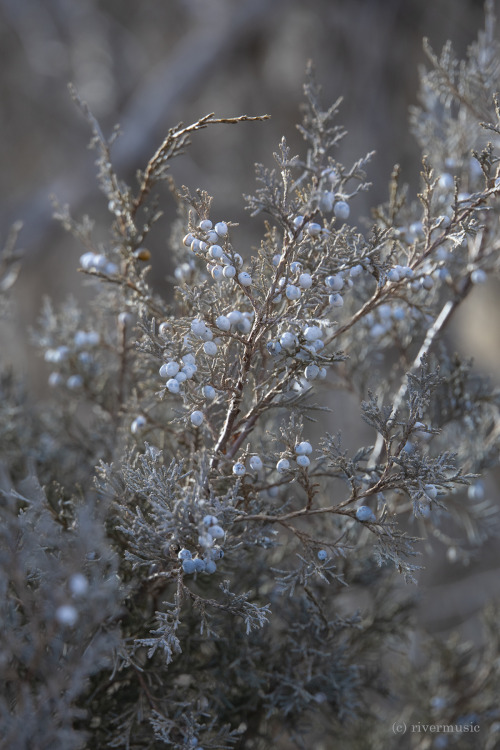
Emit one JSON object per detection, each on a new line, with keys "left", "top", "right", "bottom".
{"left": 203, "top": 341, "right": 217, "bottom": 356}
{"left": 166, "top": 378, "right": 181, "bottom": 393}
{"left": 355, "top": 506, "right": 376, "bottom": 522}
{"left": 317, "top": 549, "right": 327, "bottom": 561}
{"left": 203, "top": 385, "right": 216, "bottom": 399}
{"left": 387, "top": 268, "right": 400, "bottom": 282}
{"left": 193, "top": 558, "right": 206, "bottom": 573}
{"left": 175, "top": 371, "right": 187, "bottom": 383}
{"left": 158, "top": 322, "right": 170, "bottom": 338}
{"left": 178, "top": 548, "right": 192, "bottom": 561}
{"left": 182, "top": 363, "right": 197, "bottom": 379}
{"left": 370, "top": 323, "right": 386, "bottom": 338}
{"left": 276, "top": 458, "right": 290, "bottom": 473}
{"left": 227, "top": 310, "right": 243, "bottom": 325}
{"left": 334, "top": 201, "right": 350, "bottom": 220}
{"left": 131, "top": 416, "right": 147, "bottom": 434}
{"left": 203, "top": 514, "right": 218, "bottom": 527}
{"left": 56, "top": 604, "right": 78, "bottom": 627}
{"left": 78, "top": 352, "right": 93, "bottom": 365}
{"left": 48, "top": 372, "right": 63, "bottom": 387}
{"left": 237, "top": 317, "right": 252, "bottom": 334}
{"left": 205, "top": 560, "right": 217, "bottom": 574}
{"left": 190, "top": 410, "right": 204, "bottom": 427}
{"left": 438, "top": 173, "right": 454, "bottom": 190}
{"left": 280, "top": 331, "right": 297, "bottom": 350}
{"left": 211, "top": 265, "right": 224, "bottom": 281}
{"left": 238, "top": 271, "right": 252, "bottom": 286}
{"left": 392, "top": 306, "right": 405, "bottom": 321}
{"left": 325, "top": 274, "right": 344, "bottom": 291}
{"left": 206, "top": 230, "right": 219, "bottom": 243}
{"left": 350, "top": 264, "right": 363, "bottom": 278}
{"left": 182, "top": 559, "right": 197, "bottom": 574}
{"left": 191, "top": 318, "right": 209, "bottom": 338}
{"left": 67, "top": 375, "right": 83, "bottom": 390}
{"left": 69, "top": 573, "right": 89, "bottom": 596}
{"left": 160, "top": 361, "right": 180, "bottom": 378}
{"left": 249, "top": 455, "right": 263, "bottom": 471}
{"left": 267, "top": 340, "right": 282, "bottom": 356}
{"left": 296, "top": 454, "right": 310, "bottom": 467}
{"left": 216, "top": 315, "right": 231, "bottom": 331}
{"left": 232, "top": 462, "right": 246, "bottom": 477}
{"left": 74, "top": 330, "right": 89, "bottom": 348}
{"left": 399, "top": 265, "right": 414, "bottom": 278}
{"left": 295, "top": 441, "right": 312, "bottom": 455}
{"left": 182, "top": 353, "right": 196, "bottom": 365}
{"left": 223, "top": 265, "right": 236, "bottom": 278}
{"left": 318, "top": 367, "right": 327, "bottom": 379}
{"left": 209, "top": 245, "right": 224, "bottom": 259}
{"left": 304, "top": 365, "right": 320, "bottom": 380}
{"left": 199, "top": 219, "right": 213, "bottom": 231}
{"left": 298, "top": 273, "right": 313, "bottom": 289}
{"left": 79, "top": 252, "right": 103, "bottom": 270}
{"left": 468, "top": 482, "right": 485, "bottom": 500}
{"left": 183, "top": 233, "right": 195, "bottom": 247}
{"left": 285, "top": 284, "right": 301, "bottom": 301}
{"left": 422, "top": 275, "right": 434, "bottom": 290}
{"left": 293, "top": 215, "right": 305, "bottom": 227}
{"left": 319, "top": 191, "right": 334, "bottom": 211}
{"left": 329, "top": 293, "right": 344, "bottom": 307}
{"left": 133, "top": 247, "right": 151, "bottom": 261}
{"left": 326, "top": 168, "right": 339, "bottom": 184}
{"left": 272, "top": 254, "right": 282, "bottom": 266}
{"left": 471, "top": 268, "right": 487, "bottom": 284}
{"left": 118, "top": 311, "right": 133, "bottom": 327}
{"left": 215, "top": 221, "right": 228, "bottom": 237}
{"left": 208, "top": 525, "right": 225, "bottom": 540}
{"left": 198, "top": 533, "right": 213, "bottom": 548}
{"left": 44, "top": 348, "right": 67, "bottom": 363}
{"left": 306, "top": 222, "right": 322, "bottom": 236}
{"left": 303, "top": 325, "right": 322, "bottom": 341}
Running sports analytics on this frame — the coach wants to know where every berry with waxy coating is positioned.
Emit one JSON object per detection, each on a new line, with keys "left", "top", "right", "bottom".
{"left": 356, "top": 506, "right": 376, "bottom": 522}
{"left": 238, "top": 272, "right": 252, "bottom": 286}
{"left": 233, "top": 462, "right": 246, "bottom": 477}
{"left": 276, "top": 458, "right": 290, "bottom": 473}
{"left": 190, "top": 410, "right": 204, "bottom": 427}
{"left": 295, "top": 441, "right": 313, "bottom": 455}
{"left": 334, "top": 200, "right": 350, "bottom": 220}
{"left": 249, "top": 455, "right": 263, "bottom": 471}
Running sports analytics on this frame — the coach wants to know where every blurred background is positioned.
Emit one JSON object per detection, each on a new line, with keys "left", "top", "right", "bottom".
{"left": 1, "top": 0, "right": 499, "bottom": 659}
{"left": 0, "top": 0, "right": 489, "bottom": 326}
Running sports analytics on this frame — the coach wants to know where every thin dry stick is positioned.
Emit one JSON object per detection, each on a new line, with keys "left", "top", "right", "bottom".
{"left": 368, "top": 288, "right": 470, "bottom": 470}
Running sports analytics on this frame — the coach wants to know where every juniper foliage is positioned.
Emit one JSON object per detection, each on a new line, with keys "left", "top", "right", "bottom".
{"left": 2, "top": 4, "right": 500, "bottom": 749}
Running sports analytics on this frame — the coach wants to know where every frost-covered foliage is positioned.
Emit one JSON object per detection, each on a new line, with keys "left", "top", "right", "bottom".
{"left": 2, "top": 5, "right": 500, "bottom": 749}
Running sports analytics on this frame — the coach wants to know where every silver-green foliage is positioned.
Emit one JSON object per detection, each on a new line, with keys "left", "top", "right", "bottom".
{"left": 2, "top": 5, "right": 500, "bottom": 749}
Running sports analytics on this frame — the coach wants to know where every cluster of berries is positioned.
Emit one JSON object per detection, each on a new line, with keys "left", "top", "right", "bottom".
{"left": 232, "top": 441, "right": 313, "bottom": 477}
{"left": 177, "top": 515, "right": 225, "bottom": 575}
{"left": 183, "top": 220, "right": 253, "bottom": 287}
{"left": 45, "top": 328, "right": 101, "bottom": 391}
